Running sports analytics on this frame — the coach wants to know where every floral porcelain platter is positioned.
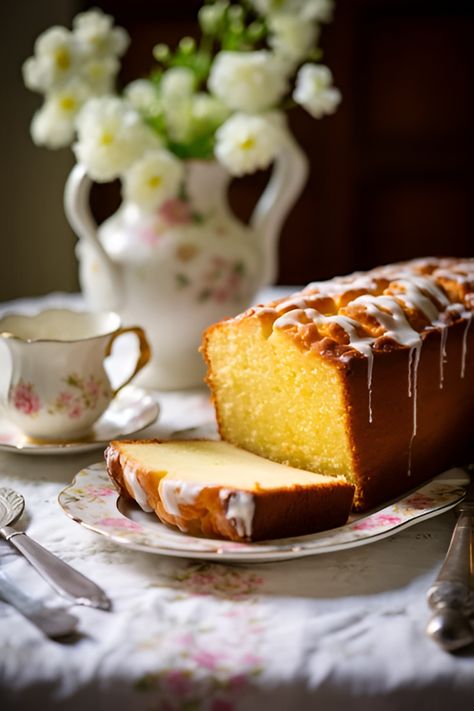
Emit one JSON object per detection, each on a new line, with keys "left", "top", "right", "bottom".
{"left": 58, "top": 464, "right": 469, "bottom": 562}
{"left": 0, "top": 386, "right": 159, "bottom": 455}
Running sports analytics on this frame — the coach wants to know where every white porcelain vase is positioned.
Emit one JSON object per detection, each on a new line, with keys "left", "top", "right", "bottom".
{"left": 64, "top": 132, "right": 308, "bottom": 389}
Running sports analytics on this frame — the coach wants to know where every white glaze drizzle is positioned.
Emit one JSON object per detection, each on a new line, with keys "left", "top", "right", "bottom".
{"left": 159, "top": 479, "right": 205, "bottom": 516}
{"left": 385, "top": 274, "right": 452, "bottom": 389}
{"left": 438, "top": 324, "right": 448, "bottom": 389}
{"left": 275, "top": 296, "right": 312, "bottom": 313}
{"left": 267, "top": 265, "right": 473, "bottom": 474}
{"left": 352, "top": 295, "right": 423, "bottom": 457}
{"left": 157, "top": 480, "right": 256, "bottom": 539}
{"left": 366, "top": 353, "right": 375, "bottom": 424}
{"left": 407, "top": 343, "right": 422, "bottom": 476}
{"left": 461, "top": 312, "right": 472, "bottom": 378}
{"left": 274, "top": 308, "right": 377, "bottom": 421}
{"left": 434, "top": 267, "right": 474, "bottom": 285}
{"left": 389, "top": 276, "right": 447, "bottom": 320}
{"left": 349, "top": 295, "right": 422, "bottom": 347}
{"left": 220, "top": 490, "right": 255, "bottom": 538}
{"left": 275, "top": 293, "right": 423, "bottom": 446}
{"left": 121, "top": 460, "right": 153, "bottom": 512}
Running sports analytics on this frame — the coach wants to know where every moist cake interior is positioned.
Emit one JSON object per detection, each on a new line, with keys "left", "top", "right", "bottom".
{"left": 117, "top": 439, "right": 345, "bottom": 490}
{"left": 205, "top": 318, "right": 355, "bottom": 482}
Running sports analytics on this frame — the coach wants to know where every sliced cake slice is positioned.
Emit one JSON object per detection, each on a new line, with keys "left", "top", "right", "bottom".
{"left": 105, "top": 439, "right": 354, "bottom": 542}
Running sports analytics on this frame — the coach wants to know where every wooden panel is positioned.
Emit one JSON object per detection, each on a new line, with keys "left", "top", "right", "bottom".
{"left": 359, "top": 177, "right": 474, "bottom": 268}
{"left": 360, "top": 15, "right": 474, "bottom": 142}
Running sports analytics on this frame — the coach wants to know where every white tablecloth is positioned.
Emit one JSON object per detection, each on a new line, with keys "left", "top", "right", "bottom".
{"left": 1, "top": 294, "right": 473, "bottom": 711}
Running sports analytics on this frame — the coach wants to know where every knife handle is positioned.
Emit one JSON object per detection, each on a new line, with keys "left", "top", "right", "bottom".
{"left": 427, "top": 512, "right": 472, "bottom": 611}
{"left": 426, "top": 511, "right": 474, "bottom": 652}
{"left": 1, "top": 527, "right": 111, "bottom": 611}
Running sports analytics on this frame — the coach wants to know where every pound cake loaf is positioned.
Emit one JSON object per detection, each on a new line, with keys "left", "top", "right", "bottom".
{"left": 202, "top": 257, "right": 474, "bottom": 511}
{"left": 105, "top": 439, "right": 354, "bottom": 541}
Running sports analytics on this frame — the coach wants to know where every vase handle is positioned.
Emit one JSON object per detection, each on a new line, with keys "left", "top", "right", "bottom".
{"left": 64, "top": 163, "right": 123, "bottom": 310}
{"left": 250, "top": 131, "right": 309, "bottom": 287}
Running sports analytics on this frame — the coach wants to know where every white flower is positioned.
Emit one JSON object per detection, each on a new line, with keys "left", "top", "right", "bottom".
{"left": 72, "top": 9, "right": 129, "bottom": 57}
{"left": 125, "top": 80, "right": 161, "bottom": 115}
{"left": 209, "top": 51, "right": 288, "bottom": 113}
{"left": 300, "top": 0, "right": 335, "bottom": 22}
{"left": 198, "top": 3, "right": 227, "bottom": 34}
{"left": 268, "top": 14, "right": 319, "bottom": 65}
{"left": 215, "top": 112, "right": 284, "bottom": 176}
{"left": 293, "top": 64, "right": 341, "bottom": 118}
{"left": 160, "top": 67, "right": 196, "bottom": 100}
{"left": 159, "top": 68, "right": 197, "bottom": 142}
{"left": 163, "top": 96, "right": 194, "bottom": 143}
{"left": 123, "top": 149, "right": 184, "bottom": 210}
{"left": 73, "top": 97, "right": 161, "bottom": 182}
{"left": 31, "top": 79, "right": 92, "bottom": 149}
{"left": 81, "top": 55, "right": 120, "bottom": 94}
{"left": 23, "top": 26, "right": 79, "bottom": 92}
{"left": 250, "top": 0, "right": 334, "bottom": 22}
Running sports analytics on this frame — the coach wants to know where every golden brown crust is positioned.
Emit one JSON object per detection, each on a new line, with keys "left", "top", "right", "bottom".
{"left": 204, "top": 257, "right": 474, "bottom": 360}
{"left": 104, "top": 440, "right": 354, "bottom": 542}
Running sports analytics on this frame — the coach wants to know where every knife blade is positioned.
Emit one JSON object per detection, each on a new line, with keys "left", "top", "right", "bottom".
{"left": 426, "top": 473, "right": 474, "bottom": 652}
{"left": 0, "top": 572, "right": 78, "bottom": 639}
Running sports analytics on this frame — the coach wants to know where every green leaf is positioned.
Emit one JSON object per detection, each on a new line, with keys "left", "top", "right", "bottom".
{"left": 198, "top": 288, "right": 212, "bottom": 302}
{"left": 176, "top": 273, "right": 191, "bottom": 288}
{"left": 149, "top": 67, "right": 163, "bottom": 85}
{"left": 145, "top": 114, "right": 167, "bottom": 138}
{"left": 133, "top": 673, "right": 160, "bottom": 692}
{"left": 168, "top": 133, "right": 216, "bottom": 161}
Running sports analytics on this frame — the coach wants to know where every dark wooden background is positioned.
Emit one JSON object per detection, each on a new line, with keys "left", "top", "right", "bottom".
{"left": 82, "top": 0, "right": 474, "bottom": 285}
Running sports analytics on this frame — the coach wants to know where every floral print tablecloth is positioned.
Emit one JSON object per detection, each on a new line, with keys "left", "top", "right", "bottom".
{"left": 1, "top": 294, "right": 474, "bottom": 711}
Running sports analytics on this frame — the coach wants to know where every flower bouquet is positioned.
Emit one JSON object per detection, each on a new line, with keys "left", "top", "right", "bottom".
{"left": 23, "top": 1, "right": 341, "bottom": 389}
{"left": 24, "top": 0, "right": 340, "bottom": 193}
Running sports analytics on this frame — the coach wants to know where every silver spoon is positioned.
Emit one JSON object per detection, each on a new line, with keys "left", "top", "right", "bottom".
{"left": 0, "top": 486, "right": 111, "bottom": 610}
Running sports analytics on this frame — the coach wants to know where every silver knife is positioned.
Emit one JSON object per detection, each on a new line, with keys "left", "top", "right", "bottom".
{"left": 426, "top": 473, "right": 474, "bottom": 652}
{"left": 0, "top": 572, "right": 78, "bottom": 639}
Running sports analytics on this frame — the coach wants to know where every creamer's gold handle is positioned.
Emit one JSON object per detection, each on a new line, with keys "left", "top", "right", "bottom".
{"left": 105, "top": 326, "right": 151, "bottom": 396}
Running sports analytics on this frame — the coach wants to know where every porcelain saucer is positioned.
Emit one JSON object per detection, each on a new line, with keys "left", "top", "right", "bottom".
{"left": 0, "top": 386, "right": 159, "bottom": 455}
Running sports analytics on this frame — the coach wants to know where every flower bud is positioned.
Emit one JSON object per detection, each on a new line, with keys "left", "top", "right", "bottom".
{"left": 198, "top": 6, "right": 221, "bottom": 35}
{"left": 153, "top": 43, "right": 170, "bottom": 62}
{"left": 179, "top": 37, "right": 196, "bottom": 54}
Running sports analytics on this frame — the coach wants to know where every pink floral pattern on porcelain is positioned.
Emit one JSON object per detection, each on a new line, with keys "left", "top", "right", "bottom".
{"left": 175, "top": 255, "right": 247, "bottom": 304}
{"left": 139, "top": 197, "right": 198, "bottom": 245}
{"left": 97, "top": 517, "right": 143, "bottom": 532}
{"left": 160, "top": 197, "right": 194, "bottom": 225}
{"left": 9, "top": 373, "right": 108, "bottom": 419}
{"left": 402, "top": 492, "right": 436, "bottom": 509}
{"left": 49, "top": 373, "right": 109, "bottom": 419}
{"left": 352, "top": 514, "right": 402, "bottom": 531}
{"left": 9, "top": 380, "right": 41, "bottom": 415}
